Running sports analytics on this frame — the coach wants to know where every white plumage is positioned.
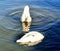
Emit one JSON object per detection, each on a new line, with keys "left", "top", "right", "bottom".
{"left": 16, "top": 31, "right": 44, "bottom": 46}
{"left": 21, "top": 5, "right": 32, "bottom": 22}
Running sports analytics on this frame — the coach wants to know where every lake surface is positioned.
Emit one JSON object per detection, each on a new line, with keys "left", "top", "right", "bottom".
{"left": 0, "top": 0, "right": 60, "bottom": 51}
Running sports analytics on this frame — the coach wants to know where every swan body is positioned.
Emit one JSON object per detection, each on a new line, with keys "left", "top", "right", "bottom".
{"left": 21, "top": 5, "right": 32, "bottom": 32}
{"left": 21, "top": 5, "right": 32, "bottom": 22}
{"left": 16, "top": 31, "right": 44, "bottom": 46}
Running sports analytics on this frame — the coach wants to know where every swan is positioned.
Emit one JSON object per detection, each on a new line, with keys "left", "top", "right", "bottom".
{"left": 21, "top": 5, "right": 32, "bottom": 33}
{"left": 16, "top": 31, "right": 44, "bottom": 46}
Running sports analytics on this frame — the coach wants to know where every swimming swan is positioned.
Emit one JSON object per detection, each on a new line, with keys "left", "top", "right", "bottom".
{"left": 16, "top": 31, "right": 44, "bottom": 46}
{"left": 21, "top": 5, "right": 32, "bottom": 33}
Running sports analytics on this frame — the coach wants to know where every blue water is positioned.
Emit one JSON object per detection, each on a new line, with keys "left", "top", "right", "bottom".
{"left": 0, "top": 0, "right": 60, "bottom": 51}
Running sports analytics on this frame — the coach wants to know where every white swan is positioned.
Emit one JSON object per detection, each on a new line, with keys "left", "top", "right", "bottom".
{"left": 21, "top": 5, "right": 32, "bottom": 33}
{"left": 16, "top": 31, "right": 44, "bottom": 46}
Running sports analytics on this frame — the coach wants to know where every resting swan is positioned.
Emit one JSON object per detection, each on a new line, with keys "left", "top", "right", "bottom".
{"left": 16, "top": 31, "right": 44, "bottom": 46}
{"left": 21, "top": 5, "right": 32, "bottom": 33}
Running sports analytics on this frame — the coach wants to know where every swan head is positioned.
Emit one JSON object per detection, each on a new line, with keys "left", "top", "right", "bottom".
{"left": 24, "top": 5, "right": 29, "bottom": 13}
